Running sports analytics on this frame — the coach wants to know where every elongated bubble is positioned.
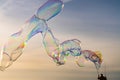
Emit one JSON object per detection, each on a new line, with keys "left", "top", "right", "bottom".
{"left": 42, "top": 27, "right": 60, "bottom": 63}
{"left": 0, "top": 0, "right": 63, "bottom": 71}
{"left": 0, "top": 16, "right": 48, "bottom": 70}
{"left": 0, "top": 0, "right": 103, "bottom": 74}
{"left": 36, "top": 0, "right": 64, "bottom": 21}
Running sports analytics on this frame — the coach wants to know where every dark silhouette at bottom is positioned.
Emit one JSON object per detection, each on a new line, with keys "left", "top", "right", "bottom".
{"left": 98, "top": 74, "right": 107, "bottom": 80}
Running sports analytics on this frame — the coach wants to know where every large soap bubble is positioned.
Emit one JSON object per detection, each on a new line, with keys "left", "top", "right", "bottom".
{"left": 0, "top": 0, "right": 103, "bottom": 75}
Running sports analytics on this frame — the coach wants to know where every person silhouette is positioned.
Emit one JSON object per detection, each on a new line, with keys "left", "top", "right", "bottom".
{"left": 98, "top": 74, "right": 107, "bottom": 80}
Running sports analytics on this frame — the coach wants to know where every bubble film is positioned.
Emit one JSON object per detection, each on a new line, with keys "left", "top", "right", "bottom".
{"left": 0, "top": 0, "right": 103, "bottom": 74}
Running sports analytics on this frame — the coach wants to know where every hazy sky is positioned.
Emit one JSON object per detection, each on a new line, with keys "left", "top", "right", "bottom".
{"left": 0, "top": 0, "right": 120, "bottom": 80}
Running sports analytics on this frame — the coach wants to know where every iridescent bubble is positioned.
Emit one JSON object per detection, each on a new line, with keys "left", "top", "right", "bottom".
{"left": 0, "top": 0, "right": 103, "bottom": 74}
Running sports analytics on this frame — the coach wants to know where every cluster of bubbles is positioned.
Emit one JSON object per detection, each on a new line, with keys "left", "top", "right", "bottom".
{"left": 0, "top": 0, "right": 102, "bottom": 74}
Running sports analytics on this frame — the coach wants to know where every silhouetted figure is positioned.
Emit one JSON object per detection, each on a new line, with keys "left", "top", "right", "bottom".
{"left": 98, "top": 74, "right": 107, "bottom": 80}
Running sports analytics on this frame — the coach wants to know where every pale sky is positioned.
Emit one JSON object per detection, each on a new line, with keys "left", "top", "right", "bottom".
{"left": 0, "top": 0, "right": 120, "bottom": 80}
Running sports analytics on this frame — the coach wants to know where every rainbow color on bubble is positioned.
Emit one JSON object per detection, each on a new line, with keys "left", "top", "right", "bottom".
{"left": 0, "top": 0, "right": 103, "bottom": 75}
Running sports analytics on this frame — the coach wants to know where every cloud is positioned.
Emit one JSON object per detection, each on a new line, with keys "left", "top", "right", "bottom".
{"left": 0, "top": 0, "right": 46, "bottom": 20}
{"left": 62, "top": 0, "right": 73, "bottom": 3}
{"left": 0, "top": 0, "right": 12, "bottom": 9}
